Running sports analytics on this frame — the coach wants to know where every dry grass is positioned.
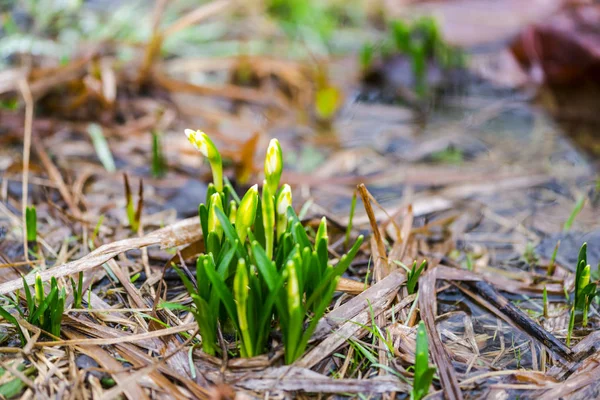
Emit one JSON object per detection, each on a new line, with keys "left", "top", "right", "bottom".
{"left": 0, "top": 1, "right": 599, "bottom": 399}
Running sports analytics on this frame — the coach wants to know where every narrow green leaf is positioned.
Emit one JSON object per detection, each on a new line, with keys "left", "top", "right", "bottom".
{"left": 203, "top": 260, "right": 239, "bottom": 332}
{"left": 25, "top": 206, "right": 36, "bottom": 242}
{"left": 87, "top": 123, "right": 116, "bottom": 172}
{"left": 234, "top": 259, "right": 253, "bottom": 357}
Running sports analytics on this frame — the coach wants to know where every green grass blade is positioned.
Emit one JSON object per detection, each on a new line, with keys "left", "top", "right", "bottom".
{"left": 25, "top": 206, "right": 36, "bottom": 242}
{"left": 203, "top": 259, "right": 239, "bottom": 332}
{"left": 87, "top": 123, "right": 116, "bottom": 172}
{"left": 0, "top": 307, "right": 24, "bottom": 343}
{"left": 251, "top": 241, "right": 279, "bottom": 291}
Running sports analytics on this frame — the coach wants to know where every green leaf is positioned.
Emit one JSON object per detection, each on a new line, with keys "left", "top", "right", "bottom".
{"left": 284, "top": 259, "right": 304, "bottom": 364}
{"left": 203, "top": 259, "right": 239, "bottom": 332}
{"left": 234, "top": 259, "right": 253, "bottom": 357}
{"left": 0, "top": 307, "right": 24, "bottom": 343}
{"left": 199, "top": 204, "right": 209, "bottom": 248}
{"left": 407, "top": 260, "right": 427, "bottom": 295}
{"left": 29, "top": 286, "right": 57, "bottom": 327}
{"left": 214, "top": 207, "right": 246, "bottom": 259}
{"left": 87, "top": 123, "right": 116, "bottom": 172}
{"left": 251, "top": 241, "right": 279, "bottom": 292}
{"left": 255, "top": 272, "right": 285, "bottom": 355}
{"left": 412, "top": 321, "right": 435, "bottom": 400}
{"left": 22, "top": 276, "right": 33, "bottom": 316}
{"left": 25, "top": 206, "right": 37, "bottom": 242}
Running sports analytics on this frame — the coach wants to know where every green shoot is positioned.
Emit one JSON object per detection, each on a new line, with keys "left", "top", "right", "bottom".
{"left": 0, "top": 274, "right": 66, "bottom": 343}
{"left": 25, "top": 206, "right": 37, "bottom": 243}
{"left": 89, "top": 215, "right": 104, "bottom": 249}
{"left": 407, "top": 260, "right": 427, "bottom": 295}
{"left": 314, "top": 85, "right": 342, "bottom": 121}
{"left": 547, "top": 240, "right": 560, "bottom": 276}
{"left": 359, "top": 43, "right": 374, "bottom": 72}
{"left": 124, "top": 174, "right": 143, "bottom": 232}
{"left": 363, "top": 17, "right": 463, "bottom": 98}
{"left": 345, "top": 190, "right": 357, "bottom": 250}
{"left": 567, "top": 306, "right": 575, "bottom": 347}
{"left": 0, "top": 362, "right": 36, "bottom": 398}
{"left": 176, "top": 130, "right": 364, "bottom": 363}
{"left": 564, "top": 196, "right": 585, "bottom": 231}
{"left": 151, "top": 130, "right": 166, "bottom": 178}
{"left": 465, "top": 253, "right": 473, "bottom": 271}
{"left": 70, "top": 272, "right": 84, "bottom": 309}
{"left": 412, "top": 321, "right": 436, "bottom": 400}
{"left": 87, "top": 123, "right": 116, "bottom": 172}
{"left": 574, "top": 243, "right": 596, "bottom": 327}
{"left": 542, "top": 286, "right": 548, "bottom": 318}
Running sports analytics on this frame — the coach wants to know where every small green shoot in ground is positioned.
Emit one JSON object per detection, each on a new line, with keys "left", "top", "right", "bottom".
{"left": 0, "top": 275, "right": 66, "bottom": 342}
{"left": 70, "top": 272, "right": 84, "bottom": 309}
{"left": 407, "top": 260, "right": 427, "bottom": 295}
{"left": 124, "top": 174, "right": 143, "bottom": 232}
{"left": 412, "top": 321, "right": 436, "bottom": 400}
{"left": 344, "top": 190, "right": 357, "bottom": 250}
{"left": 25, "top": 206, "right": 37, "bottom": 243}
{"left": 87, "top": 123, "right": 116, "bottom": 172}
{"left": 151, "top": 130, "right": 167, "bottom": 178}
{"left": 563, "top": 196, "right": 585, "bottom": 231}
{"left": 430, "top": 147, "right": 464, "bottom": 165}
{"left": 547, "top": 240, "right": 560, "bottom": 276}
{"left": 574, "top": 243, "right": 596, "bottom": 327}
{"left": 542, "top": 286, "right": 548, "bottom": 318}
{"left": 567, "top": 305, "right": 575, "bottom": 347}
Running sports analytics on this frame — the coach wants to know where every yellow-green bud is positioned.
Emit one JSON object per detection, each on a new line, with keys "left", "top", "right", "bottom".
{"left": 184, "top": 129, "right": 223, "bottom": 192}
{"left": 286, "top": 260, "right": 301, "bottom": 314}
{"left": 264, "top": 139, "right": 283, "bottom": 195}
{"left": 229, "top": 200, "right": 237, "bottom": 225}
{"left": 236, "top": 184, "right": 258, "bottom": 243}
{"left": 580, "top": 264, "right": 591, "bottom": 296}
{"left": 315, "top": 216, "right": 328, "bottom": 245}
{"left": 207, "top": 192, "right": 224, "bottom": 240}
{"left": 35, "top": 273, "right": 44, "bottom": 306}
{"left": 234, "top": 258, "right": 253, "bottom": 357}
{"left": 276, "top": 184, "right": 292, "bottom": 239}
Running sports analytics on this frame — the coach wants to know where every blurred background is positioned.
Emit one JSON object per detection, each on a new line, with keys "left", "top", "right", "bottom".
{"left": 1, "top": 0, "right": 599, "bottom": 267}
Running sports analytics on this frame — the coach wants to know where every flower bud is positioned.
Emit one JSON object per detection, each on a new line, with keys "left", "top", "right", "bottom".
{"left": 315, "top": 216, "right": 328, "bottom": 245}
{"left": 184, "top": 129, "right": 223, "bottom": 192}
{"left": 276, "top": 184, "right": 292, "bottom": 238}
{"left": 207, "top": 192, "right": 224, "bottom": 240}
{"left": 234, "top": 258, "right": 253, "bottom": 357}
{"left": 228, "top": 200, "right": 237, "bottom": 225}
{"left": 286, "top": 260, "right": 301, "bottom": 314}
{"left": 264, "top": 139, "right": 283, "bottom": 195}
{"left": 236, "top": 184, "right": 258, "bottom": 243}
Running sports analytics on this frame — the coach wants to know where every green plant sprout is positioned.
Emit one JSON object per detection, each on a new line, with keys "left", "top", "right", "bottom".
{"left": 407, "top": 260, "right": 427, "bottom": 295}
{"left": 151, "top": 130, "right": 166, "bottom": 178}
{"left": 563, "top": 196, "right": 585, "bottom": 231}
{"left": 573, "top": 243, "right": 596, "bottom": 327}
{"left": 567, "top": 305, "right": 575, "bottom": 347}
{"left": 70, "top": 272, "right": 84, "bottom": 309}
{"left": 412, "top": 321, "right": 436, "bottom": 400}
{"left": 344, "top": 190, "right": 357, "bottom": 250}
{"left": 124, "top": 174, "right": 143, "bottom": 232}
{"left": 25, "top": 206, "right": 37, "bottom": 243}
{"left": 0, "top": 275, "right": 67, "bottom": 342}
{"left": 168, "top": 130, "right": 364, "bottom": 363}
{"left": 362, "top": 17, "right": 464, "bottom": 98}
{"left": 547, "top": 240, "right": 560, "bottom": 276}
{"left": 542, "top": 286, "right": 549, "bottom": 319}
